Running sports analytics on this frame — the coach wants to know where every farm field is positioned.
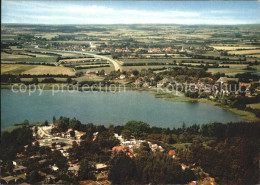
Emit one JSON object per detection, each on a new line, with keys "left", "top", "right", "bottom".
{"left": 1, "top": 64, "right": 36, "bottom": 75}
{"left": 121, "top": 65, "right": 179, "bottom": 71}
{"left": 1, "top": 24, "right": 259, "bottom": 78}
{"left": 21, "top": 65, "right": 75, "bottom": 76}
{"left": 121, "top": 59, "right": 175, "bottom": 64}
{"left": 1, "top": 52, "right": 33, "bottom": 59}
{"left": 1, "top": 56, "right": 58, "bottom": 64}
{"left": 228, "top": 49, "right": 260, "bottom": 55}
{"left": 207, "top": 65, "right": 258, "bottom": 75}
{"left": 59, "top": 58, "right": 97, "bottom": 63}
{"left": 248, "top": 54, "right": 260, "bottom": 58}
{"left": 210, "top": 46, "right": 260, "bottom": 51}
{"left": 75, "top": 75, "right": 105, "bottom": 82}
{"left": 1, "top": 64, "right": 75, "bottom": 76}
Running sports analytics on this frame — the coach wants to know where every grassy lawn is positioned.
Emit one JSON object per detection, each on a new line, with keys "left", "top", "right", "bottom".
{"left": 1, "top": 64, "right": 36, "bottom": 74}
{"left": 1, "top": 64, "right": 75, "bottom": 76}
{"left": 172, "top": 143, "right": 192, "bottom": 150}
{"left": 76, "top": 75, "right": 105, "bottom": 82}
{"left": 207, "top": 65, "right": 256, "bottom": 75}
{"left": 2, "top": 56, "right": 58, "bottom": 63}
{"left": 247, "top": 103, "right": 260, "bottom": 110}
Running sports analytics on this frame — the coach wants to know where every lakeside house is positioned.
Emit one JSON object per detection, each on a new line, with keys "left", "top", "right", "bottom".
{"left": 95, "top": 163, "right": 108, "bottom": 173}
{"left": 112, "top": 146, "right": 134, "bottom": 157}
{"left": 68, "top": 164, "right": 80, "bottom": 176}
{"left": 13, "top": 165, "right": 27, "bottom": 174}
{"left": 168, "top": 150, "right": 176, "bottom": 158}
{"left": 119, "top": 74, "right": 126, "bottom": 79}
{"left": 45, "top": 174, "right": 57, "bottom": 183}
{"left": 1, "top": 176, "right": 22, "bottom": 184}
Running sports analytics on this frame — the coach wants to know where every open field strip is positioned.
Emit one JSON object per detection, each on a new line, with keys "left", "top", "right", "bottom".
{"left": 1, "top": 52, "right": 33, "bottom": 59}
{"left": 59, "top": 58, "right": 96, "bottom": 63}
{"left": 121, "top": 59, "right": 174, "bottom": 64}
{"left": 21, "top": 65, "right": 75, "bottom": 76}
{"left": 228, "top": 49, "right": 260, "bottom": 55}
{"left": 248, "top": 54, "right": 260, "bottom": 58}
{"left": 1, "top": 64, "right": 75, "bottom": 76}
{"left": 207, "top": 66, "right": 255, "bottom": 75}
{"left": 1, "top": 64, "right": 36, "bottom": 74}
{"left": 247, "top": 103, "right": 260, "bottom": 110}
{"left": 1, "top": 57, "right": 58, "bottom": 64}
{"left": 210, "top": 46, "right": 260, "bottom": 50}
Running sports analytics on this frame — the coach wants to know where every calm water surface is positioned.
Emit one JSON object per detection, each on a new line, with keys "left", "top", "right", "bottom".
{"left": 1, "top": 90, "right": 241, "bottom": 129}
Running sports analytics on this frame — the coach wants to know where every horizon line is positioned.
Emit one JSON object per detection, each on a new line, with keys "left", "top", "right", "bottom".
{"left": 2, "top": 23, "right": 260, "bottom": 26}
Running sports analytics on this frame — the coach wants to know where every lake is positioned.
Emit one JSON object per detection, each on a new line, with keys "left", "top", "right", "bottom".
{"left": 1, "top": 90, "right": 242, "bottom": 129}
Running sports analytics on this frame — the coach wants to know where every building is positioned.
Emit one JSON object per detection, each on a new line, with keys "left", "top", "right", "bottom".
{"left": 95, "top": 163, "right": 108, "bottom": 173}
{"left": 1, "top": 176, "right": 22, "bottom": 184}
{"left": 168, "top": 150, "right": 176, "bottom": 158}
{"left": 45, "top": 175, "right": 57, "bottom": 183}
{"left": 119, "top": 75, "right": 126, "bottom": 79}
{"left": 68, "top": 164, "right": 80, "bottom": 176}
{"left": 13, "top": 165, "right": 27, "bottom": 174}
{"left": 112, "top": 146, "right": 134, "bottom": 157}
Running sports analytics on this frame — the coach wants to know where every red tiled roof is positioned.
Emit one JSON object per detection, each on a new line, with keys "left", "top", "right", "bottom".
{"left": 168, "top": 150, "right": 176, "bottom": 156}
{"left": 112, "top": 146, "right": 125, "bottom": 152}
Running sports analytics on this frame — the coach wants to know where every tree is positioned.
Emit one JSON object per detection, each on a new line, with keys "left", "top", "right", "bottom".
{"left": 53, "top": 116, "right": 56, "bottom": 124}
{"left": 108, "top": 152, "right": 136, "bottom": 184}
{"left": 50, "top": 150, "right": 68, "bottom": 170}
{"left": 70, "top": 130, "right": 75, "bottom": 137}
{"left": 66, "top": 77, "right": 72, "bottom": 84}
{"left": 124, "top": 121, "right": 150, "bottom": 139}
{"left": 133, "top": 70, "right": 139, "bottom": 76}
{"left": 78, "top": 158, "right": 96, "bottom": 181}
{"left": 95, "top": 130, "right": 119, "bottom": 149}
{"left": 121, "top": 129, "right": 132, "bottom": 140}
{"left": 99, "top": 69, "right": 105, "bottom": 76}
{"left": 44, "top": 120, "right": 49, "bottom": 126}
{"left": 26, "top": 171, "right": 43, "bottom": 184}
{"left": 140, "top": 152, "right": 194, "bottom": 184}
{"left": 32, "top": 77, "right": 39, "bottom": 85}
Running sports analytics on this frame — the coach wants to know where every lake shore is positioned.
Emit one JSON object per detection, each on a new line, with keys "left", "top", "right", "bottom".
{"left": 153, "top": 91, "right": 259, "bottom": 122}
{"left": 1, "top": 84, "right": 259, "bottom": 122}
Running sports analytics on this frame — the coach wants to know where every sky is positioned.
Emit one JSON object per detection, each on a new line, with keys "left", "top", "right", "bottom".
{"left": 2, "top": 1, "right": 260, "bottom": 25}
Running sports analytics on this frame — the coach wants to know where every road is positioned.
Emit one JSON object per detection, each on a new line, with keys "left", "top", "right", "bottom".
{"left": 38, "top": 126, "right": 51, "bottom": 138}
{"left": 84, "top": 52, "right": 122, "bottom": 71}
{"left": 50, "top": 49, "right": 122, "bottom": 71}
{"left": 35, "top": 47, "right": 122, "bottom": 71}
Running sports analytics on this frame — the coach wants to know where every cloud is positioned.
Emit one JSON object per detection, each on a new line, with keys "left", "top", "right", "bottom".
{"left": 2, "top": 1, "right": 259, "bottom": 25}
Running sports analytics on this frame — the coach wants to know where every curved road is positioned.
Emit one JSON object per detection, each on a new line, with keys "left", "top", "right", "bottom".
{"left": 57, "top": 50, "right": 122, "bottom": 71}
{"left": 85, "top": 52, "right": 122, "bottom": 72}
{"left": 35, "top": 48, "right": 122, "bottom": 71}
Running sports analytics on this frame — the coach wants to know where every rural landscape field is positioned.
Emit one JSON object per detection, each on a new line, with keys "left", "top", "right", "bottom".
{"left": 1, "top": 1, "right": 260, "bottom": 185}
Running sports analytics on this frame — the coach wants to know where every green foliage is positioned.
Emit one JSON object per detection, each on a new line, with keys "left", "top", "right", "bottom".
{"left": 50, "top": 150, "right": 68, "bottom": 170}
{"left": 78, "top": 158, "right": 96, "bottom": 181}
{"left": 0, "top": 126, "right": 33, "bottom": 161}
{"left": 26, "top": 170, "right": 44, "bottom": 184}
{"left": 185, "top": 91, "right": 199, "bottom": 98}
{"left": 95, "top": 130, "right": 119, "bottom": 149}
{"left": 108, "top": 152, "right": 136, "bottom": 184}
{"left": 124, "top": 121, "right": 150, "bottom": 139}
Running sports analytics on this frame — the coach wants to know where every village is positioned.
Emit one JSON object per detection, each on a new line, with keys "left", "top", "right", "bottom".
{"left": 1, "top": 122, "right": 191, "bottom": 184}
